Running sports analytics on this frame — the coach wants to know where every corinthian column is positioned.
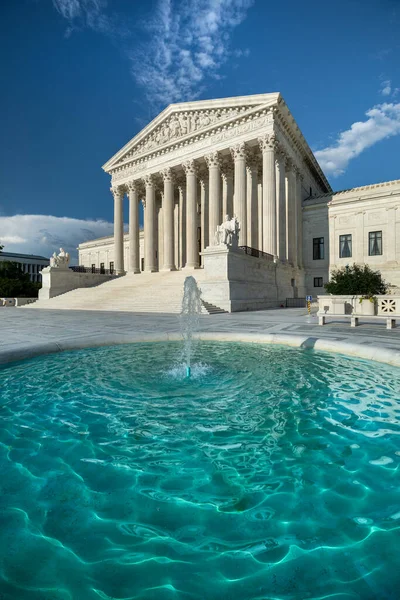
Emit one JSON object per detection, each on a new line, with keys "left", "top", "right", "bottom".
{"left": 296, "top": 168, "right": 303, "bottom": 268}
{"left": 143, "top": 174, "right": 157, "bottom": 272}
{"left": 161, "top": 167, "right": 176, "bottom": 271}
{"left": 221, "top": 160, "right": 234, "bottom": 219}
{"left": 111, "top": 185, "right": 125, "bottom": 274}
{"left": 182, "top": 159, "right": 199, "bottom": 268}
{"left": 285, "top": 159, "right": 296, "bottom": 265}
{"left": 246, "top": 152, "right": 259, "bottom": 249}
{"left": 258, "top": 134, "right": 277, "bottom": 257}
{"left": 127, "top": 181, "right": 141, "bottom": 274}
{"left": 276, "top": 150, "right": 287, "bottom": 261}
{"left": 205, "top": 151, "right": 222, "bottom": 244}
{"left": 198, "top": 169, "right": 209, "bottom": 255}
{"left": 230, "top": 142, "right": 247, "bottom": 246}
{"left": 177, "top": 178, "right": 186, "bottom": 269}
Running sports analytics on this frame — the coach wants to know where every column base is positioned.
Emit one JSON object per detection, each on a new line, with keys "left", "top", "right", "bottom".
{"left": 129, "top": 269, "right": 141, "bottom": 274}
{"left": 144, "top": 267, "right": 158, "bottom": 273}
{"left": 183, "top": 264, "right": 200, "bottom": 270}
{"left": 161, "top": 266, "right": 177, "bottom": 272}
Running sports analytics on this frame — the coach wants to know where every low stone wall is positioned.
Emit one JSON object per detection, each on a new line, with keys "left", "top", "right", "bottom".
{"left": 317, "top": 295, "right": 400, "bottom": 317}
{"left": 39, "top": 267, "right": 117, "bottom": 300}
{"left": 201, "top": 245, "right": 305, "bottom": 312}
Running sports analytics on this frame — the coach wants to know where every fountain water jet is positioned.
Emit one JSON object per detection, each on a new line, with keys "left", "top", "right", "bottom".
{"left": 180, "top": 276, "right": 202, "bottom": 377}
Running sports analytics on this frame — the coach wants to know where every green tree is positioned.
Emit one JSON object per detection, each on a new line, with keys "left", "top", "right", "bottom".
{"left": 0, "top": 261, "right": 41, "bottom": 297}
{"left": 324, "top": 264, "right": 388, "bottom": 297}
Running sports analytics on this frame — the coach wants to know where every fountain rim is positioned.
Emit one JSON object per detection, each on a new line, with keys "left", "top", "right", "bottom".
{"left": 1, "top": 332, "right": 400, "bottom": 369}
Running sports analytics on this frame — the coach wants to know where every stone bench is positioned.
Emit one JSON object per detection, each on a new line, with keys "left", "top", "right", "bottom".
{"left": 318, "top": 313, "right": 397, "bottom": 329}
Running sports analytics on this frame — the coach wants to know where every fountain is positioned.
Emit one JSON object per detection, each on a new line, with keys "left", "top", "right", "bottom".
{"left": 180, "top": 276, "right": 203, "bottom": 377}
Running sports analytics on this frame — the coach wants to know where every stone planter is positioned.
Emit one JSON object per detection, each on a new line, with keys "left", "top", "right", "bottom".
{"left": 358, "top": 298, "right": 376, "bottom": 316}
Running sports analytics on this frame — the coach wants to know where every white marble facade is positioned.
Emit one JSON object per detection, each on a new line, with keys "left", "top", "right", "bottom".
{"left": 78, "top": 93, "right": 400, "bottom": 298}
{"left": 303, "top": 179, "right": 400, "bottom": 295}
{"left": 80, "top": 94, "right": 329, "bottom": 276}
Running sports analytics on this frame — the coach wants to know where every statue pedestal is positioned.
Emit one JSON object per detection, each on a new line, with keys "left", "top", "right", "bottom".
{"left": 39, "top": 267, "right": 77, "bottom": 300}
{"left": 200, "top": 244, "right": 305, "bottom": 312}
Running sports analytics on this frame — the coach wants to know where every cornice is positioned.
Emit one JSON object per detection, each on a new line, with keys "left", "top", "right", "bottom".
{"left": 333, "top": 179, "right": 400, "bottom": 197}
{"left": 311, "top": 179, "right": 400, "bottom": 207}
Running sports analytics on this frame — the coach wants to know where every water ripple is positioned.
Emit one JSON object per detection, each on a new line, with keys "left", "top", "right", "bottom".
{"left": 0, "top": 342, "right": 399, "bottom": 599}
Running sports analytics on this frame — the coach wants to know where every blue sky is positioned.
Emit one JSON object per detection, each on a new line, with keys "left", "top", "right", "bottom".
{"left": 0, "top": 0, "right": 399, "bottom": 259}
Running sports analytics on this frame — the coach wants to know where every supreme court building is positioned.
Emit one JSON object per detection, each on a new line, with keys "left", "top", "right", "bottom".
{"left": 78, "top": 93, "right": 400, "bottom": 310}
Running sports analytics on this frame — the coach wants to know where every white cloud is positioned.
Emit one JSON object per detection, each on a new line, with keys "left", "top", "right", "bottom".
{"left": 51, "top": 0, "right": 254, "bottom": 107}
{"left": 381, "top": 80, "right": 392, "bottom": 96}
{"left": 314, "top": 102, "right": 400, "bottom": 177}
{"left": 130, "top": 0, "right": 254, "bottom": 108}
{"left": 0, "top": 215, "right": 119, "bottom": 264}
{"left": 51, "top": 0, "right": 118, "bottom": 37}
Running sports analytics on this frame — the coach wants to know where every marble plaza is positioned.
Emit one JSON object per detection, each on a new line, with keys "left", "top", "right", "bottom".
{"left": 36, "top": 93, "right": 400, "bottom": 312}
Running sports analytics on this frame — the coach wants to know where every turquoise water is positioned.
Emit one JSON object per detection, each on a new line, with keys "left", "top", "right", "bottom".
{"left": 0, "top": 342, "right": 400, "bottom": 600}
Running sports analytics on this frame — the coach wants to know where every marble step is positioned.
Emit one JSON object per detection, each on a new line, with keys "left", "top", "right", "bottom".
{"left": 25, "top": 270, "right": 218, "bottom": 314}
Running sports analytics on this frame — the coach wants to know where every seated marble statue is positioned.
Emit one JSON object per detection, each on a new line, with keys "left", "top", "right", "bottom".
{"left": 50, "top": 247, "right": 70, "bottom": 268}
{"left": 215, "top": 215, "right": 240, "bottom": 247}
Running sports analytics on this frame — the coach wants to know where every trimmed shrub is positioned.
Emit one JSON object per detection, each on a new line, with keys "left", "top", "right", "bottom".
{"left": 324, "top": 264, "right": 388, "bottom": 297}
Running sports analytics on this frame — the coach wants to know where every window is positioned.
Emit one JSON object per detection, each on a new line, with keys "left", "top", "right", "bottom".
{"left": 141, "top": 258, "right": 144, "bottom": 272}
{"left": 369, "top": 231, "right": 382, "bottom": 256}
{"left": 314, "top": 277, "right": 323, "bottom": 288}
{"left": 91, "top": 264, "right": 96, "bottom": 273}
{"left": 100, "top": 262, "right": 105, "bottom": 274}
{"left": 313, "top": 237, "right": 324, "bottom": 260}
{"left": 109, "top": 261, "right": 114, "bottom": 274}
{"left": 339, "top": 234, "right": 352, "bottom": 258}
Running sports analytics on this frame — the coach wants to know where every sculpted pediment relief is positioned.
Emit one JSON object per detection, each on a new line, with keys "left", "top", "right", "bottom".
{"left": 111, "top": 104, "right": 266, "bottom": 168}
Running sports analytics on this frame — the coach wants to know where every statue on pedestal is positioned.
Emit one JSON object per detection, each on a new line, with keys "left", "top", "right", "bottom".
{"left": 50, "top": 248, "right": 70, "bottom": 269}
{"left": 215, "top": 215, "right": 240, "bottom": 248}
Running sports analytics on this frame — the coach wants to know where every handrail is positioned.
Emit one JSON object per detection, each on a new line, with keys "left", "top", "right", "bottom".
{"left": 239, "top": 246, "right": 274, "bottom": 261}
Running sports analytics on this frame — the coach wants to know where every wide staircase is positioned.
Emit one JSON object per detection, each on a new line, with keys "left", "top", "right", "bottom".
{"left": 26, "top": 270, "right": 227, "bottom": 314}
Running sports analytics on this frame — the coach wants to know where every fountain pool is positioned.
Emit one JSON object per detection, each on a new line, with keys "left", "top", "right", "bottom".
{"left": 0, "top": 341, "right": 399, "bottom": 600}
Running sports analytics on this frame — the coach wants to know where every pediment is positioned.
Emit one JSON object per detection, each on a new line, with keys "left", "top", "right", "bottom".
{"left": 103, "top": 93, "right": 280, "bottom": 172}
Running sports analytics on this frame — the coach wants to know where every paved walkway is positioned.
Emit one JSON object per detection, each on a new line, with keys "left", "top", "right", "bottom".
{"left": 1, "top": 307, "right": 400, "bottom": 366}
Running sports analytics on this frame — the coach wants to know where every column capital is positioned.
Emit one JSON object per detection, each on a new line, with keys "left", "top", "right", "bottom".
{"left": 276, "top": 147, "right": 287, "bottom": 164}
{"left": 161, "top": 167, "right": 176, "bottom": 183}
{"left": 110, "top": 185, "right": 124, "bottom": 198}
{"left": 293, "top": 164, "right": 302, "bottom": 177}
{"left": 230, "top": 142, "right": 247, "bottom": 161}
{"left": 246, "top": 150, "right": 260, "bottom": 172}
{"left": 127, "top": 180, "right": 141, "bottom": 193}
{"left": 143, "top": 173, "right": 156, "bottom": 188}
{"left": 204, "top": 151, "right": 222, "bottom": 169}
{"left": 182, "top": 159, "right": 198, "bottom": 176}
{"left": 285, "top": 156, "right": 295, "bottom": 171}
{"left": 258, "top": 133, "right": 278, "bottom": 153}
